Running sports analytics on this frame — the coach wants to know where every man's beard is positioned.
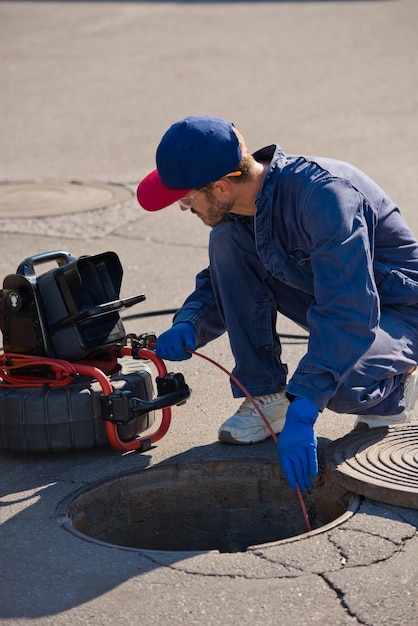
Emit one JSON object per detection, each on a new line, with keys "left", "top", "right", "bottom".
{"left": 191, "top": 189, "right": 234, "bottom": 226}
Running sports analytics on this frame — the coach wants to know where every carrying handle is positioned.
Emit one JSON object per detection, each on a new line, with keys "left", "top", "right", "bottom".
{"left": 49, "top": 294, "right": 146, "bottom": 333}
{"left": 16, "top": 251, "right": 76, "bottom": 284}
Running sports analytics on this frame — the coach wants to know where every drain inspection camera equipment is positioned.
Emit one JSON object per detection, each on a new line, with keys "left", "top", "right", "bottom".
{"left": 0, "top": 250, "right": 191, "bottom": 453}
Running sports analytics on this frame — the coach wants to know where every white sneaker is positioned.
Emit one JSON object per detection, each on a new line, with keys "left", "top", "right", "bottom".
{"left": 354, "top": 368, "right": 418, "bottom": 430}
{"left": 218, "top": 392, "right": 289, "bottom": 444}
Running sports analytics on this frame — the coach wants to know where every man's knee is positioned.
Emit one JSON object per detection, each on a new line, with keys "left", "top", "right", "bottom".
{"left": 327, "top": 375, "right": 404, "bottom": 415}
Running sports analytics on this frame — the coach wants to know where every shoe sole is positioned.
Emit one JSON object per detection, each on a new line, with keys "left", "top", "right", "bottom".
{"left": 218, "top": 430, "right": 272, "bottom": 445}
{"left": 353, "top": 415, "right": 409, "bottom": 431}
{"left": 353, "top": 422, "right": 371, "bottom": 431}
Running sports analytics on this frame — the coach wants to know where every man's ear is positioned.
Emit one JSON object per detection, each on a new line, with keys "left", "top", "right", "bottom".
{"left": 212, "top": 178, "right": 234, "bottom": 198}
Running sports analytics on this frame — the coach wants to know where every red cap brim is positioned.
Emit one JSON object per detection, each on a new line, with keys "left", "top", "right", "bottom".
{"left": 136, "top": 169, "right": 191, "bottom": 211}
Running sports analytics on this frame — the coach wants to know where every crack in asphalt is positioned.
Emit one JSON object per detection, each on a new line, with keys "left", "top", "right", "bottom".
{"left": 319, "top": 572, "right": 368, "bottom": 625}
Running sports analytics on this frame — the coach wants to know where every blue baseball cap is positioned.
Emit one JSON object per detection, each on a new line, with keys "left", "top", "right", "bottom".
{"left": 137, "top": 115, "right": 242, "bottom": 211}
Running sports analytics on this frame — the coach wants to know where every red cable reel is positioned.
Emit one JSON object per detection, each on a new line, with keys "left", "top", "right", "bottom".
{"left": 77, "top": 348, "right": 175, "bottom": 452}
{"left": 0, "top": 348, "right": 190, "bottom": 453}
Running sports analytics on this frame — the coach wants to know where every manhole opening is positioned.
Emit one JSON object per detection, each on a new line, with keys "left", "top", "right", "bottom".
{"left": 61, "top": 460, "right": 358, "bottom": 553}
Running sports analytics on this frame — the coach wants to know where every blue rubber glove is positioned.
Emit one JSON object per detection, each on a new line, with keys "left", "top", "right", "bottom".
{"left": 278, "top": 397, "right": 319, "bottom": 492}
{"left": 155, "top": 322, "right": 197, "bottom": 361}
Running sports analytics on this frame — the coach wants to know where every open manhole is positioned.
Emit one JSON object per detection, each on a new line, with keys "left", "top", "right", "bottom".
{"left": 0, "top": 182, "right": 132, "bottom": 217}
{"left": 58, "top": 460, "right": 360, "bottom": 553}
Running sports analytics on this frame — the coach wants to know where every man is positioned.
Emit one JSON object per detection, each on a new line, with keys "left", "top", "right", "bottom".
{"left": 137, "top": 115, "right": 418, "bottom": 491}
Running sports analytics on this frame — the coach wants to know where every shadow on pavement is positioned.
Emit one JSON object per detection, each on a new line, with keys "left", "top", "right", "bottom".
{"left": 0, "top": 436, "right": 335, "bottom": 618}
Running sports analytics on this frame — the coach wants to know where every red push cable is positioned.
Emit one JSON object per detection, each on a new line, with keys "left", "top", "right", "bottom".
{"left": 185, "top": 348, "right": 311, "bottom": 533}
{"left": 1, "top": 350, "right": 311, "bottom": 530}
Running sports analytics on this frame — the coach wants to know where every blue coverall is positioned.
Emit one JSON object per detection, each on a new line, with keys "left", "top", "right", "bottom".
{"left": 173, "top": 145, "right": 418, "bottom": 416}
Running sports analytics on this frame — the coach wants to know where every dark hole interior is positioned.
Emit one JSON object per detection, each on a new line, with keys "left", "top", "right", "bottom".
{"left": 65, "top": 460, "right": 354, "bottom": 553}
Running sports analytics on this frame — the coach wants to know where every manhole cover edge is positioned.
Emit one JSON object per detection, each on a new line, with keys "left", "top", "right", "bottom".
{"left": 0, "top": 181, "right": 134, "bottom": 218}
{"left": 56, "top": 459, "right": 359, "bottom": 554}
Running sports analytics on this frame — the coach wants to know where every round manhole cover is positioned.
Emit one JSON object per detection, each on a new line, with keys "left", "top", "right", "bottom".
{"left": 58, "top": 460, "right": 359, "bottom": 553}
{"left": 326, "top": 424, "right": 418, "bottom": 509}
{"left": 0, "top": 182, "right": 133, "bottom": 218}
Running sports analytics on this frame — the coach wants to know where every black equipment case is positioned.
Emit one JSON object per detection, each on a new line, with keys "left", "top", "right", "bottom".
{"left": 0, "top": 251, "right": 158, "bottom": 453}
